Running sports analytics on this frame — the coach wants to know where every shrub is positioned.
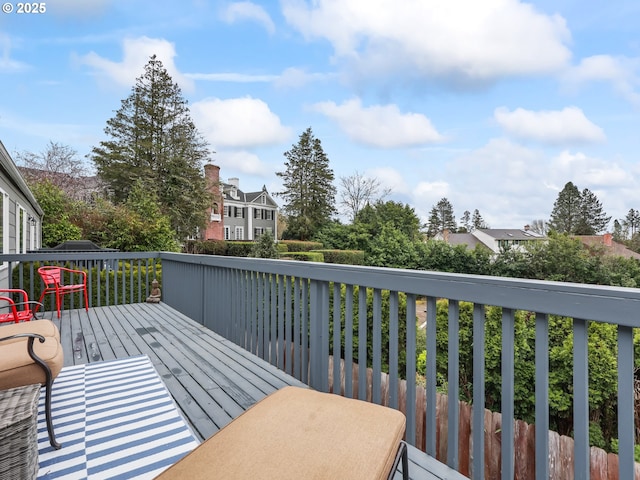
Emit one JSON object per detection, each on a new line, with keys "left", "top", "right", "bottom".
{"left": 312, "top": 249, "right": 365, "bottom": 265}
{"left": 276, "top": 242, "right": 289, "bottom": 253}
{"left": 280, "top": 251, "right": 324, "bottom": 262}
{"left": 280, "top": 240, "right": 323, "bottom": 252}
{"left": 226, "top": 241, "right": 254, "bottom": 257}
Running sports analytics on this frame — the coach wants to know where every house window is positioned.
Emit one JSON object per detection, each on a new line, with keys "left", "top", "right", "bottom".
{"left": 224, "top": 205, "right": 230, "bottom": 217}
{"left": 254, "top": 227, "right": 264, "bottom": 238}
{"left": 224, "top": 226, "right": 230, "bottom": 240}
{"left": 261, "top": 195, "right": 266, "bottom": 205}
{"left": 16, "top": 205, "right": 26, "bottom": 254}
{"left": 235, "top": 207, "right": 244, "bottom": 218}
{"left": 235, "top": 226, "right": 244, "bottom": 240}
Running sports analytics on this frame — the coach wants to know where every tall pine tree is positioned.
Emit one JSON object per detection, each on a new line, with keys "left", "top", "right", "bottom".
{"left": 276, "top": 127, "right": 336, "bottom": 240}
{"left": 575, "top": 188, "right": 611, "bottom": 234}
{"left": 91, "top": 55, "right": 210, "bottom": 238}
{"left": 426, "top": 197, "right": 456, "bottom": 237}
{"left": 548, "top": 182, "right": 581, "bottom": 234}
{"left": 548, "top": 182, "right": 610, "bottom": 234}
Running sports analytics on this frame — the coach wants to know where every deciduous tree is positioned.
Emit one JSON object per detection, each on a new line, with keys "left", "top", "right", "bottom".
{"left": 276, "top": 127, "right": 336, "bottom": 240}
{"left": 90, "top": 55, "right": 210, "bottom": 238}
{"left": 338, "top": 171, "right": 391, "bottom": 223}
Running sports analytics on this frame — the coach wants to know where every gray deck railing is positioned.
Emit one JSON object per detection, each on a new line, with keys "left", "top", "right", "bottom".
{"left": 1, "top": 252, "right": 161, "bottom": 310}
{"left": 159, "top": 252, "right": 640, "bottom": 480}
{"left": 4, "top": 251, "right": 640, "bottom": 479}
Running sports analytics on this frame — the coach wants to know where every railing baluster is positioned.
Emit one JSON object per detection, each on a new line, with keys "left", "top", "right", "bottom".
{"left": 277, "top": 274, "right": 285, "bottom": 371}
{"left": 405, "top": 293, "right": 417, "bottom": 446}
{"left": 301, "top": 279, "right": 309, "bottom": 384}
{"left": 535, "top": 312, "right": 550, "bottom": 480}
{"left": 270, "top": 274, "right": 277, "bottom": 365}
{"left": 333, "top": 283, "right": 342, "bottom": 395}
{"left": 448, "top": 299, "right": 460, "bottom": 469}
{"left": 285, "top": 275, "right": 292, "bottom": 375}
{"left": 472, "top": 303, "right": 485, "bottom": 480}
{"left": 573, "top": 317, "right": 590, "bottom": 480}
{"left": 426, "top": 296, "right": 437, "bottom": 457}
{"left": 344, "top": 284, "right": 354, "bottom": 398}
{"left": 502, "top": 308, "right": 515, "bottom": 480}
{"left": 618, "top": 324, "right": 635, "bottom": 480}
{"left": 309, "top": 279, "right": 329, "bottom": 392}
{"left": 294, "top": 277, "right": 301, "bottom": 380}
{"left": 358, "top": 286, "right": 368, "bottom": 401}
{"left": 388, "top": 291, "right": 399, "bottom": 410}
{"left": 372, "top": 288, "right": 382, "bottom": 405}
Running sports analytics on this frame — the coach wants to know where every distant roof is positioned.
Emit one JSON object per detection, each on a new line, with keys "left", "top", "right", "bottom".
{"left": 476, "top": 228, "right": 544, "bottom": 240}
{"left": 575, "top": 235, "right": 640, "bottom": 260}
{"left": 223, "top": 183, "right": 277, "bottom": 207}
{"left": 447, "top": 233, "right": 483, "bottom": 248}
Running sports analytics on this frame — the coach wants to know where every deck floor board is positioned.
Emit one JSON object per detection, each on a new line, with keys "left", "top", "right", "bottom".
{"left": 41, "top": 304, "right": 467, "bottom": 480}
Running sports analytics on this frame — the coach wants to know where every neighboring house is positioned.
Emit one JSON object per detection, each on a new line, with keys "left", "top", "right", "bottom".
{"left": 0, "top": 141, "right": 44, "bottom": 287}
{"left": 574, "top": 233, "right": 640, "bottom": 260}
{"left": 438, "top": 226, "right": 546, "bottom": 254}
{"left": 202, "top": 164, "right": 278, "bottom": 242}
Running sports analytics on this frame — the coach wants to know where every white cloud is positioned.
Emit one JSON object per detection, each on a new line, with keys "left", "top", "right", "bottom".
{"left": 220, "top": 2, "right": 275, "bottom": 34}
{"left": 551, "top": 151, "right": 629, "bottom": 188}
{"left": 562, "top": 55, "right": 640, "bottom": 106}
{"left": 367, "top": 167, "right": 409, "bottom": 193}
{"left": 78, "top": 36, "right": 194, "bottom": 91}
{"left": 312, "top": 98, "right": 444, "bottom": 148}
{"left": 185, "top": 72, "right": 278, "bottom": 82}
{"left": 274, "top": 67, "right": 334, "bottom": 88}
{"left": 214, "top": 150, "right": 270, "bottom": 176}
{"left": 0, "top": 34, "right": 29, "bottom": 73}
{"left": 282, "top": 0, "right": 571, "bottom": 86}
{"left": 494, "top": 106, "right": 606, "bottom": 144}
{"left": 191, "top": 96, "right": 291, "bottom": 149}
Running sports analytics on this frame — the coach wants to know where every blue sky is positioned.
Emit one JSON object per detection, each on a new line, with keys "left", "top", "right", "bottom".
{"left": 1, "top": 0, "right": 640, "bottom": 229}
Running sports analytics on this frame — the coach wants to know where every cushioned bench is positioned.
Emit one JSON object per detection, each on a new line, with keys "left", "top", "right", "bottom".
{"left": 0, "top": 320, "right": 63, "bottom": 449}
{"left": 157, "top": 386, "right": 408, "bottom": 480}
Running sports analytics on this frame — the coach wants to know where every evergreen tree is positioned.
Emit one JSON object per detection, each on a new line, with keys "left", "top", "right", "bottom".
{"left": 426, "top": 197, "right": 456, "bottom": 237}
{"left": 276, "top": 127, "right": 336, "bottom": 240}
{"left": 612, "top": 219, "right": 624, "bottom": 242}
{"left": 252, "top": 232, "right": 279, "bottom": 258}
{"left": 459, "top": 210, "right": 471, "bottom": 232}
{"left": 575, "top": 188, "right": 611, "bottom": 235}
{"left": 623, "top": 208, "right": 640, "bottom": 239}
{"left": 472, "top": 209, "right": 488, "bottom": 230}
{"left": 548, "top": 182, "right": 582, "bottom": 234}
{"left": 90, "top": 55, "right": 210, "bottom": 238}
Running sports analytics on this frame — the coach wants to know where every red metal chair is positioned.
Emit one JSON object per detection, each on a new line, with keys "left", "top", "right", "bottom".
{"left": 37, "top": 266, "right": 89, "bottom": 318}
{"left": 0, "top": 289, "right": 42, "bottom": 323}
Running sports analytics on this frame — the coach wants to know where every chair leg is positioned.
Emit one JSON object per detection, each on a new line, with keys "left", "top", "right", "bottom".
{"left": 25, "top": 336, "right": 61, "bottom": 449}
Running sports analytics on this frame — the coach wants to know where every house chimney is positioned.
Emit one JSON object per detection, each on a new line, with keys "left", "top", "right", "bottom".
{"left": 443, "top": 229, "right": 450, "bottom": 242}
{"left": 603, "top": 232, "right": 613, "bottom": 247}
{"left": 524, "top": 224, "right": 530, "bottom": 231}
{"left": 204, "top": 164, "right": 220, "bottom": 184}
{"left": 228, "top": 177, "right": 239, "bottom": 188}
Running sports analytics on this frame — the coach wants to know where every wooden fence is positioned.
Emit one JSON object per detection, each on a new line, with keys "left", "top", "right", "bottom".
{"left": 327, "top": 357, "right": 640, "bottom": 480}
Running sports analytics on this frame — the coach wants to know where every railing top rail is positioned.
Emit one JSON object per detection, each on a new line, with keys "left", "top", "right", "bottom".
{"left": 160, "top": 252, "right": 640, "bottom": 327}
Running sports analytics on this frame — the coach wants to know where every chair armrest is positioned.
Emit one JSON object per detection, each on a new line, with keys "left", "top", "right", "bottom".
{"left": 0, "top": 333, "right": 45, "bottom": 344}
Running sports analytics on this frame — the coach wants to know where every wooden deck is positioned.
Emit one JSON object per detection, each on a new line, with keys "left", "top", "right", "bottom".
{"left": 46, "top": 303, "right": 466, "bottom": 480}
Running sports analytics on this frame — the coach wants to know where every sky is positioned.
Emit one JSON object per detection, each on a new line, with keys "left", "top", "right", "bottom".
{"left": 1, "top": 0, "right": 640, "bottom": 229}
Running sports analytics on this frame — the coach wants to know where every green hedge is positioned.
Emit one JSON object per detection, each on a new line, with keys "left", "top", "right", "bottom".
{"left": 276, "top": 242, "right": 289, "bottom": 253}
{"left": 311, "top": 249, "right": 365, "bottom": 265}
{"left": 279, "top": 240, "right": 323, "bottom": 252}
{"left": 280, "top": 251, "right": 325, "bottom": 262}
{"left": 226, "top": 241, "right": 254, "bottom": 257}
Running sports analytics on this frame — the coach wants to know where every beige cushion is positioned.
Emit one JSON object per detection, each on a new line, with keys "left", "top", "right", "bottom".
{"left": 0, "top": 335, "right": 63, "bottom": 389}
{"left": 0, "top": 320, "right": 60, "bottom": 343}
{"left": 157, "top": 386, "right": 406, "bottom": 480}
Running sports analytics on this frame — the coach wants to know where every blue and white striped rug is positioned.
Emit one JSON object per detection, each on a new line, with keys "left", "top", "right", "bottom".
{"left": 37, "top": 355, "right": 200, "bottom": 479}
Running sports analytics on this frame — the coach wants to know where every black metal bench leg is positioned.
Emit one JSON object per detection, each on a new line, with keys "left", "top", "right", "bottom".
{"left": 388, "top": 440, "right": 409, "bottom": 480}
{"left": 26, "top": 336, "right": 61, "bottom": 450}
